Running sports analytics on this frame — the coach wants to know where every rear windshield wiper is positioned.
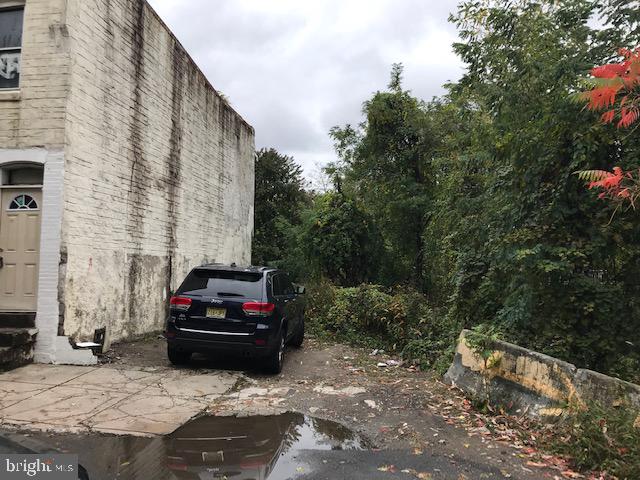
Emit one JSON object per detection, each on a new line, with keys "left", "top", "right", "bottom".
{"left": 216, "top": 292, "right": 244, "bottom": 297}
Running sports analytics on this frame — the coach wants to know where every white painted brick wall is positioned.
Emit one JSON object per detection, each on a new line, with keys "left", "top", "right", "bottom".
{"left": 60, "top": 0, "right": 255, "bottom": 345}
{"left": 0, "top": 1, "right": 95, "bottom": 364}
{"left": 0, "top": 0, "right": 70, "bottom": 148}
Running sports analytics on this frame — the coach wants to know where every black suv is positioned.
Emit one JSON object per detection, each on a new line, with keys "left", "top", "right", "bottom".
{"left": 164, "top": 264, "right": 305, "bottom": 374}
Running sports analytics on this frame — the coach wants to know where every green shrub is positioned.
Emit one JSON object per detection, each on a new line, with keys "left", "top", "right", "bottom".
{"left": 307, "top": 283, "right": 403, "bottom": 348}
{"left": 401, "top": 310, "right": 462, "bottom": 374}
{"left": 305, "top": 281, "right": 460, "bottom": 370}
{"left": 549, "top": 403, "right": 640, "bottom": 479}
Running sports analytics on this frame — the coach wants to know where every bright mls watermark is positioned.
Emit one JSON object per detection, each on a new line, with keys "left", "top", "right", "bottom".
{"left": 1, "top": 455, "right": 78, "bottom": 479}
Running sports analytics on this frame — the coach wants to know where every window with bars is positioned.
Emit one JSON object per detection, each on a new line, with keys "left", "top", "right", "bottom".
{"left": 0, "top": 7, "right": 24, "bottom": 89}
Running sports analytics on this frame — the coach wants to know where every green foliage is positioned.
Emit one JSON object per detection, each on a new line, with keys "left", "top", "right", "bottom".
{"left": 329, "top": 65, "right": 440, "bottom": 290}
{"left": 305, "top": 282, "right": 460, "bottom": 371}
{"left": 575, "top": 170, "right": 616, "bottom": 183}
{"left": 549, "top": 403, "right": 640, "bottom": 479}
{"left": 297, "top": 192, "right": 383, "bottom": 286}
{"left": 306, "top": 283, "right": 406, "bottom": 347}
{"left": 254, "top": 1, "right": 640, "bottom": 385}
{"left": 465, "top": 324, "right": 504, "bottom": 368}
{"left": 431, "top": 0, "right": 640, "bottom": 383}
{"left": 252, "top": 148, "right": 309, "bottom": 268}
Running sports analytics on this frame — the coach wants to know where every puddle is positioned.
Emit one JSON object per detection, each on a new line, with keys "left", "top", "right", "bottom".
{"left": 22, "top": 413, "right": 367, "bottom": 480}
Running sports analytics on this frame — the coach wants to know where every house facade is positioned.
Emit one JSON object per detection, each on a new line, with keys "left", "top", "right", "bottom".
{"left": 0, "top": 0, "right": 255, "bottom": 366}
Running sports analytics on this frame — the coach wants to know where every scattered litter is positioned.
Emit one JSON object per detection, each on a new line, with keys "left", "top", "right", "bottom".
{"left": 364, "top": 400, "right": 378, "bottom": 409}
{"left": 75, "top": 342, "right": 101, "bottom": 349}
{"left": 377, "top": 362, "right": 388, "bottom": 368}
{"left": 400, "top": 469, "right": 432, "bottom": 479}
{"left": 377, "top": 465, "right": 397, "bottom": 473}
{"left": 313, "top": 385, "right": 366, "bottom": 396}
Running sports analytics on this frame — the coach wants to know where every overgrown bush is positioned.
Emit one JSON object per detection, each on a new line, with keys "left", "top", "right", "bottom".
{"left": 305, "top": 281, "right": 459, "bottom": 371}
{"left": 548, "top": 403, "right": 640, "bottom": 479}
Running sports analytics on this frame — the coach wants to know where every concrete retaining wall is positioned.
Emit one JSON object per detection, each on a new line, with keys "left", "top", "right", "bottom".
{"left": 444, "top": 330, "right": 640, "bottom": 420}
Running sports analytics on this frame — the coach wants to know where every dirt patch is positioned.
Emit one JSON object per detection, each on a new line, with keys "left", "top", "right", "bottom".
{"left": 105, "top": 336, "right": 582, "bottom": 479}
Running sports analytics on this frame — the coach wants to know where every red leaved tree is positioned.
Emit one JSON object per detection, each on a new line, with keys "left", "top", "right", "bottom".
{"left": 577, "top": 48, "right": 640, "bottom": 210}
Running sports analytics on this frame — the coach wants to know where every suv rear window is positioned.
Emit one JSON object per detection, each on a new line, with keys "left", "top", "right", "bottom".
{"left": 178, "top": 269, "right": 263, "bottom": 298}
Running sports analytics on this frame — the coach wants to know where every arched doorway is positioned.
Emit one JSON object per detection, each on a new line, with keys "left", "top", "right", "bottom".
{"left": 0, "top": 163, "right": 43, "bottom": 312}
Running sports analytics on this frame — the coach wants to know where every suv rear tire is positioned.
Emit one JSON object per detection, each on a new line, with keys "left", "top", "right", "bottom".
{"left": 290, "top": 316, "right": 305, "bottom": 348}
{"left": 265, "top": 330, "right": 285, "bottom": 374}
{"left": 168, "top": 345, "right": 191, "bottom": 366}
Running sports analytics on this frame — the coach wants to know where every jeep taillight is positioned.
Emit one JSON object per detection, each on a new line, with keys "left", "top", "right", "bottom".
{"left": 170, "top": 296, "right": 192, "bottom": 311}
{"left": 242, "top": 302, "right": 275, "bottom": 316}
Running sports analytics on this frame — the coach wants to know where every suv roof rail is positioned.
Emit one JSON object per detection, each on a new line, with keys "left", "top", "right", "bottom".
{"left": 197, "top": 263, "right": 277, "bottom": 272}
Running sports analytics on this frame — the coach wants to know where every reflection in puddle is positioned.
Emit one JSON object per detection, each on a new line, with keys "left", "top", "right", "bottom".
{"left": 29, "top": 414, "right": 366, "bottom": 480}
{"left": 163, "top": 414, "right": 365, "bottom": 480}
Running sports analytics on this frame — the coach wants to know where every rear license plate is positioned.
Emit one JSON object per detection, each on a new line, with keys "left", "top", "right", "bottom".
{"left": 202, "top": 451, "right": 224, "bottom": 464}
{"left": 206, "top": 307, "right": 226, "bottom": 319}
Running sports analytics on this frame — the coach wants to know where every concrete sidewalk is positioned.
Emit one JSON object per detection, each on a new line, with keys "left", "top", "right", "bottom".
{"left": 0, "top": 364, "right": 239, "bottom": 436}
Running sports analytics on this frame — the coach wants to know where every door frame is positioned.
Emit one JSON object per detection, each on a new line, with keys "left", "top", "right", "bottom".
{"left": 0, "top": 148, "right": 64, "bottom": 363}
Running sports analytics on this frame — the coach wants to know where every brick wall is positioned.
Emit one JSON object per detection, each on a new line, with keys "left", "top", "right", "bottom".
{"left": 0, "top": 0, "right": 70, "bottom": 148}
{"left": 0, "top": 1, "right": 97, "bottom": 364}
{"left": 60, "top": 0, "right": 255, "bottom": 344}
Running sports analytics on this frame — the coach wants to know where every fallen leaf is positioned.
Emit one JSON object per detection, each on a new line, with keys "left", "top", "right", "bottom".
{"left": 561, "top": 471, "right": 583, "bottom": 479}
{"left": 377, "top": 465, "right": 397, "bottom": 473}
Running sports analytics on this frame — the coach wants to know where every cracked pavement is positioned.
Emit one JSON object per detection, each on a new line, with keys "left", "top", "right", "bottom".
{"left": 0, "top": 363, "right": 239, "bottom": 436}
{"left": 105, "top": 336, "right": 560, "bottom": 479}
{"left": 0, "top": 337, "right": 565, "bottom": 479}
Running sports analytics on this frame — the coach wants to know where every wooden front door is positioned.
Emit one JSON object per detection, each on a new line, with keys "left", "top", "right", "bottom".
{"left": 0, "top": 188, "right": 42, "bottom": 311}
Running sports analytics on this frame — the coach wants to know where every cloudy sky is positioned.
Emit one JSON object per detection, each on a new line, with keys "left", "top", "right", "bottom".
{"left": 147, "top": 0, "right": 464, "bottom": 180}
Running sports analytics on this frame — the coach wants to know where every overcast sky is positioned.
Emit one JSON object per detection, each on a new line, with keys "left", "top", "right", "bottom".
{"left": 147, "top": 0, "right": 464, "bottom": 180}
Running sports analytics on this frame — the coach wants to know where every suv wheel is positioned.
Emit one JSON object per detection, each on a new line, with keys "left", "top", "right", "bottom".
{"left": 168, "top": 345, "right": 191, "bottom": 366}
{"left": 290, "top": 316, "right": 305, "bottom": 348}
{"left": 265, "top": 330, "right": 285, "bottom": 374}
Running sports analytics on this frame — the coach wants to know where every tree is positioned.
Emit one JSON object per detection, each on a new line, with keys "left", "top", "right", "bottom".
{"left": 330, "top": 64, "right": 439, "bottom": 290}
{"left": 436, "top": 0, "right": 640, "bottom": 379}
{"left": 297, "top": 192, "right": 382, "bottom": 286}
{"left": 577, "top": 48, "right": 640, "bottom": 210}
{"left": 252, "top": 148, "right": 309, "bottom": 267}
